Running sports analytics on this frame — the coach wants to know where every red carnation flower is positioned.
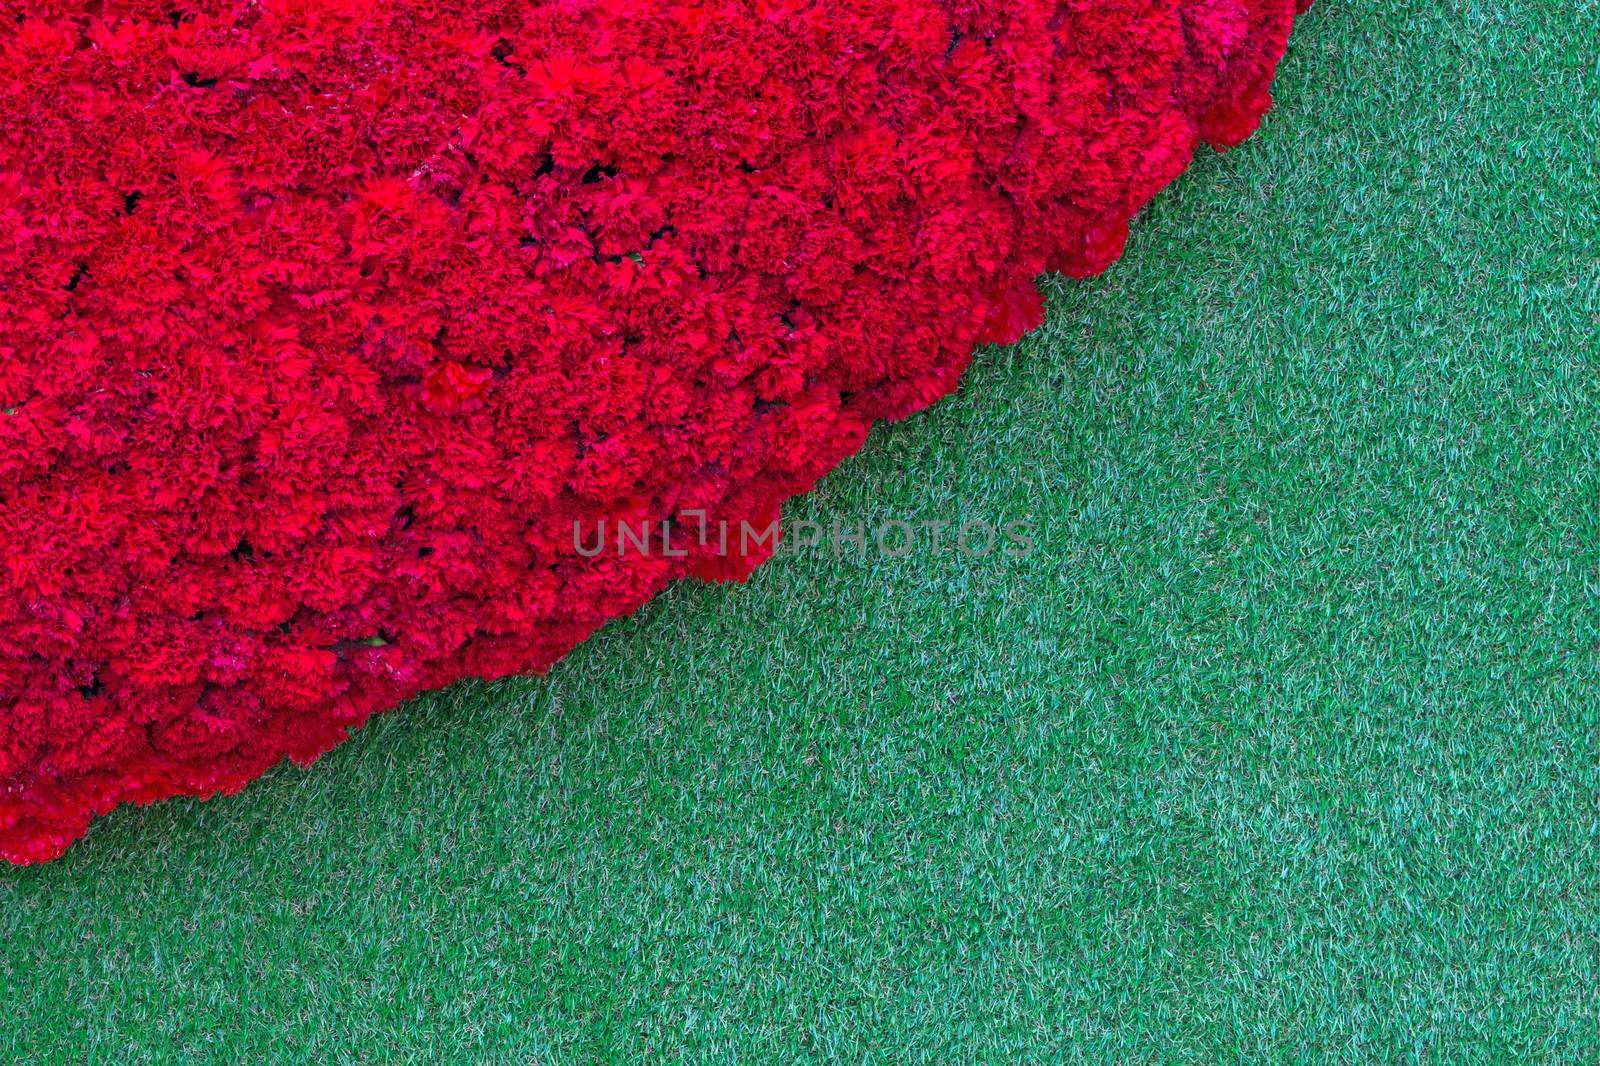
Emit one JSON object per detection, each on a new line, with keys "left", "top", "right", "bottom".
{"left": 421, "top": 362, "right": 495, "bottom": 415}
{"left": 0, "top": 0, "right": 1306, "bottom": 862}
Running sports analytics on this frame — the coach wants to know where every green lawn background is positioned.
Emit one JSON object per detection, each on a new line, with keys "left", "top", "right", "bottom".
{"left": 4, "top": 2, "right": 1598, "bottom": 1061}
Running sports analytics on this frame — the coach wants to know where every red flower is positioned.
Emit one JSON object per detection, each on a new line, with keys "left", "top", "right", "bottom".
{"left": 976, "top": 280, "right": 1048, "bottom": 348}
{"left": 421, "top": 362, "right": 494, "bottom": 415}
{"left": 0, "top": 0, "right": 1305, "bottom": 863}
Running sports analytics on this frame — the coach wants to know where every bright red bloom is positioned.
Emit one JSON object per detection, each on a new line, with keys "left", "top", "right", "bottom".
{"left": 0, "top": 0, "right": 1305, "bottom": 863}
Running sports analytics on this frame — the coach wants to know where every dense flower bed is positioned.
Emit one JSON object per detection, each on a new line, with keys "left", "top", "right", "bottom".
{"left": 0, "top": 0, "right": 1305, "bottom": 863}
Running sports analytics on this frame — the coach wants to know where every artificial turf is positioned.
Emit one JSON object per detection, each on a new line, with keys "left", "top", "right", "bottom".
{"left": 3, "top": 2, "right": 1597, "bottom": 1061}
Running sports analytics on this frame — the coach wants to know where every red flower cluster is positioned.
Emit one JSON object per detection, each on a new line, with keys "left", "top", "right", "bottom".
{"left": 0, "top": 0, "right": 1305, "bottom": 863}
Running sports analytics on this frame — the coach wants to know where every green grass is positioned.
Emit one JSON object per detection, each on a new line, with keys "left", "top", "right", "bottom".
{"left": 4, "top": 3, "right": 1598, "bottom": 1061}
